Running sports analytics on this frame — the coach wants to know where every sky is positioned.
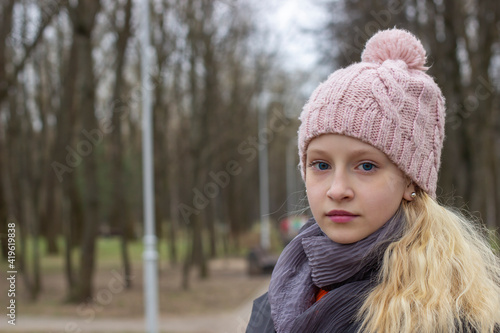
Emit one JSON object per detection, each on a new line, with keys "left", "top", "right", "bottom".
{"left": 255, "top": 0, "right": 329, "bottom": 72}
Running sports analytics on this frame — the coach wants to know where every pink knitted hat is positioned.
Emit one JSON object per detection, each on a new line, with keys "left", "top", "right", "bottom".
{"left": 298, "top": 29, "right": 445, "bottom": 198}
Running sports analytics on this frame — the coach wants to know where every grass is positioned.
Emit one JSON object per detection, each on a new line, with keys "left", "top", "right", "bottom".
{"left": 1, "top": 255, "right": 270, "bottom": 314}
{"left": 14, "top": 217, "right": 285, "bottom": 270}
{"left": 0, "top": 225, "right": 276, "bottom": 318}
{"left": 0, "top": 220, "right": 281, "bottom": 333}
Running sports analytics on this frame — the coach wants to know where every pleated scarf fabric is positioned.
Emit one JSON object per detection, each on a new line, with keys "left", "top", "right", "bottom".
{"left": 268, "top": 210, "right": 405, "bottom": 333}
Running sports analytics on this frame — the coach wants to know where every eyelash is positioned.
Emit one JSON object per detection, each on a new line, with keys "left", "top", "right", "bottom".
{"left": 357, "top": 162, "right": 377, "bottom": 172}
{"left": 308, "top": 161, "right": 330, "bottom": 170}
{"left": 308, "top": 161, "right": 378, "bottom": 173}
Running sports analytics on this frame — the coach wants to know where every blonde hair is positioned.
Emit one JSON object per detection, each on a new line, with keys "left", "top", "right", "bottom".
{"left": 358, "top": 191, "right": 500, "bottom": 333}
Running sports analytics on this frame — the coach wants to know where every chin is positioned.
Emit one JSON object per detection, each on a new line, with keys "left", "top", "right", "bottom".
{"left": 326, "top": 233, "right": 359, "bottom": 245}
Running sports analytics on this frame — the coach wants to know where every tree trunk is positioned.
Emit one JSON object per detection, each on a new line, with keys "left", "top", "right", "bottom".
{"left": 109, "top": 0, "right": 133, "bottom": 289}
{"left": 167, "top": 154, "right": 179, "bottom": 265}
{"left": 166, "top": 60, "right": 184, "bottom": 267}
{"left": 181, "top": 225, "right": 193, "bottom": 290}
{"left": 208, "top": 203, "right": 217, "bottom": 258}
{"left": 67, "top": 0, "right": 102, "bottom": 303}
{"left": 431, "top": 0, "right": 468, "bottom": 205}
{"left": 194, "top": 214, "right": 208, "bottom": 278}
{"left": 48, "top": 0, "right": 80, "bottom": 298}
{"left": 0, "top": 190, "right": 7, "bottom": 260}
{"left": 63, "top": 194, "right": 76, "bottom": 292}
{"left": 0, "top": 135, "right": 11, "bottom": 260}
{"left": 20, "top": 122, "right": 41, "bottom": 300}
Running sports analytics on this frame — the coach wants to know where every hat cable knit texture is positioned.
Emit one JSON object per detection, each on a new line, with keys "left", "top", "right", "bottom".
{"left": 298, "top": 29, "right": 445, "bottom": 198}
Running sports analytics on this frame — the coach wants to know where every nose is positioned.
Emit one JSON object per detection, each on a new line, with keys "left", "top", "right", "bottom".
{"left": 326, "top": 169, "right": 354, "bottom": 201}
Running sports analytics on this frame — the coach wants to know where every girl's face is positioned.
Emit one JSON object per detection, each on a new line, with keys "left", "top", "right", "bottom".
{"left": 305, "top": 134, "right": 415, "bottom": 244}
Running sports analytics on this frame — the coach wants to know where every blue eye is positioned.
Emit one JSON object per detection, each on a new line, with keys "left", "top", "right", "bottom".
{"left": 310, "top": 161, "right": 330, "bottom": 170}
{"left": 317, "top": 162, "right": 329, "bottom": 170}
{"left": 360, "top": 163, "right": 375, "bottom": 171}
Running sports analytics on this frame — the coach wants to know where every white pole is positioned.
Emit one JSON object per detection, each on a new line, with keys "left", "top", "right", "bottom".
{"left": 140, "top": 0, "right": 159, "bottom": 332}
{"left": 258, "top": 103, "right": 270, "bottom": 250}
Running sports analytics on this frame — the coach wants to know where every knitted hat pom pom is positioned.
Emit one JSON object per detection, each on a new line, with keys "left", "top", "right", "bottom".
{"left": 361, "top": 29, "right": 428, "bottom": 71}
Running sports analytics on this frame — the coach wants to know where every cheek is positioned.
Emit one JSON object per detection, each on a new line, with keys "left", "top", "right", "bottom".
{"left": 305, "top": 183, "right": 325, "bottom": 209}
{"left": 378, "top": 171, "right": 406, "bottom": 196}
{"left": 361, "top": 174, "right": 405, "bottom": 210}
{"left": 305, "top": 176, "right": 324, "bottom": 195}
{"left": 305, "top": 185, "right": 319, "bottom": 204}
{"left": 360, "top": 190, "right": 401, "bottom": 231}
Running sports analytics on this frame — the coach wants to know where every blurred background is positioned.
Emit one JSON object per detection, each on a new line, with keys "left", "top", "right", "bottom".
{"left": 0, "top": 0, "right": 499, "bottom": 332}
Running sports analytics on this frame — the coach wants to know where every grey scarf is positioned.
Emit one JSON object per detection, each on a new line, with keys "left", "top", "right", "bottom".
{"left": 268, "top": 210, "right": 404, "bottom": 333}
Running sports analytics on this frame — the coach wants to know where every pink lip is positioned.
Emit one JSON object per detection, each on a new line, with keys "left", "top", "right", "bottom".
{"left": 326, "top": 210, "right": 359, "bottom": 223}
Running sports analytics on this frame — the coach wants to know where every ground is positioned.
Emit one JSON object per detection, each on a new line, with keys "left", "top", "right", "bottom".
{"left": 0, "top": 257, "right": 271, "bottom": 333}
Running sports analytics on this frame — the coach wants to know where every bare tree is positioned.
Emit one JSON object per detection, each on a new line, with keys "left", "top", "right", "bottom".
{"left": 0, "top": 0, "right": 67, "bottom": 300}
{"left": 65, "top": 0, "right": 102, "bottom": 302}
{"left": 107, "top": 0, "right": 134, "bottom": 289}
{"left": 0, "top": 0, "right": 301, "bottom": 302}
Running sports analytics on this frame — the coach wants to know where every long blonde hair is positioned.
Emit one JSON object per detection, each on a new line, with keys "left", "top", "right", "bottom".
{"left": 358, "top": 191, "right": 500, "bottom": 332}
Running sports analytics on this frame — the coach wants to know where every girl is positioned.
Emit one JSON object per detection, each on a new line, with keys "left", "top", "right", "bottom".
{"left": 246, "top": 29, "right": 500, "bottom": 333}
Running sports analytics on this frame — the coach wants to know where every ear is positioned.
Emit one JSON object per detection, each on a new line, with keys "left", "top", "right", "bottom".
{"left": 403, "top": 179, "right": 417, "bottom": 201}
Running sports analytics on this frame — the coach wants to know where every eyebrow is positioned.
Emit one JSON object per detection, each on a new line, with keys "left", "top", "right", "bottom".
{"left": 308, "top": 148, "right": 379, "bottom": 157}
{"left": 347, "top": 148, "right": 381, "bottom": 157}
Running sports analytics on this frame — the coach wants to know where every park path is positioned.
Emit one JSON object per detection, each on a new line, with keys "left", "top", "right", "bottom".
{"left": 0, "top": 282, "right": 269, "bottom": 333}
